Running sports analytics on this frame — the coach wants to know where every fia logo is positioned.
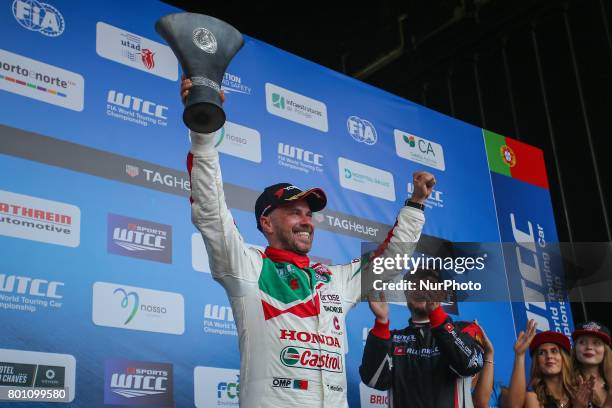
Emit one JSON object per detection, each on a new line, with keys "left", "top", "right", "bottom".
{"left": 12, "top": 0, "right": 64, "bottom": 37}
{"left": 347, "top": 116, "right": 377, "bottom": 145}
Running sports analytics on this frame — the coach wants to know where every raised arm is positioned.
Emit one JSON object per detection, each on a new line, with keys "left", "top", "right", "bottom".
{"left": 473, "top": 322, "right": 495, "bottom": 408}
{"left": 340, "top": 171, "right": 434, "bottom": 305}
{"left": 183, "top": 78, "right": 262, "bottom": 294}
{"left": 507, "top": 320, "right": 537, "bottom": 408}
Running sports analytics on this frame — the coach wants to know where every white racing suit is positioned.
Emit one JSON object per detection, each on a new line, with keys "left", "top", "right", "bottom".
{"left": 188, "top": 130, "right": 425, "bottom": 408}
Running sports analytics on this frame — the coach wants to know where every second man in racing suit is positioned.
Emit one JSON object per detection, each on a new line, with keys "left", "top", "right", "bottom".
{"left": 360, "top": 269, "right": 485, "bottom": 408}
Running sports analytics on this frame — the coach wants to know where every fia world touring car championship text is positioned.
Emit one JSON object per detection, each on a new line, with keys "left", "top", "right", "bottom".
{"left": 371, "top": 254, "right": 486, "bottom": 292}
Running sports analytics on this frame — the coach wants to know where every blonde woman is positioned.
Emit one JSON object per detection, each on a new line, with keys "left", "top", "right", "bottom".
{"left": 572, "top": 322, "right": 612, "bottom": 408}
{"left": 508, "top": 320, "right": 588, "bottom": 408}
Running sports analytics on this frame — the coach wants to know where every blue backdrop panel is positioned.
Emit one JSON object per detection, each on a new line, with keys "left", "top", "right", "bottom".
{"left": 0, "top": 0, "right": 570, "bottom": 406}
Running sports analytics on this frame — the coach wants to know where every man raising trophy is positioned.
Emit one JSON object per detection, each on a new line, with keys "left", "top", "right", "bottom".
{"left": 158, "top": 11, "right": 434, "bottom": 407}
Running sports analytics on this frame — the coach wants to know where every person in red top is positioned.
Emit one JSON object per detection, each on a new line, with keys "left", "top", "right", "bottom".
{"left": 360, "top": 269, "right": 486, "bottom": 408}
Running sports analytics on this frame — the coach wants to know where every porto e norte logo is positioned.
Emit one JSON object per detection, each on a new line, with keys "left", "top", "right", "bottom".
{"left": 12, "top": 0, "right": 64, "bottom": 37}
{"left": 0, "top": 49, "right": 84, "bottom": 111}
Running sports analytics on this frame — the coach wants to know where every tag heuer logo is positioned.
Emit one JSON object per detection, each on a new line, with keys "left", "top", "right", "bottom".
{"left": 192, "top": 27, "right": 217, "bottom": 54}
{"left": 126, "top": 164, "right": 139, "bottom": 177}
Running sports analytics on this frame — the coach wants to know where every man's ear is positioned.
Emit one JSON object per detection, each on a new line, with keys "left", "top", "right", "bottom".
{"left": 260, "top": 215, "right": 273, "bottom": 235}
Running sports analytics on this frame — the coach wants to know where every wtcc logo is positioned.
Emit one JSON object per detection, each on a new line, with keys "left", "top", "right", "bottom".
{"left": 277, "top": 142, "right": 323, "bottom": 174}
{"left": 12, "top": 0, "right": 64, "bottom": 37}
{"left": 0, "top": 273, "right": 64, "bottom": 313}
{"left": 104, "top": 359, "right": 173, "bottom": 406}
{"left": 107, "top": 214, "right": 172, "bottom": 264}
{"left": 107, "top": 90, "right": 168, "bottom": 128}
{"left": 203, "top": 304, "right": 237, "bottom": 337}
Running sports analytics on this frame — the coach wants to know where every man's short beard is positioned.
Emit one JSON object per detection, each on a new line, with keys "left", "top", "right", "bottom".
{"left": 274, "top": 225, "right": 311, "bottom": 255}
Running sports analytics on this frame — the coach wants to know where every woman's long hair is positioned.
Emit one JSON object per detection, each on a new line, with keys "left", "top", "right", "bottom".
{"left": 572, "top": 342, "right": 612, "bottom": 390}
{"left": 530, "top": 347, "right": 575, "bottom": 406}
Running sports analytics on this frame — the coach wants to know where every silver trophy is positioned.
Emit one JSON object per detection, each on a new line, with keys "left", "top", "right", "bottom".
{"left": 155, "top": 13, "right": 244, "bottom": 133}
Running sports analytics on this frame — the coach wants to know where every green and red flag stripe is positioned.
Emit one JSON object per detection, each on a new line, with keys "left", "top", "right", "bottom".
{"left": 483, "top": 129, "right": 549, "bottom": 189}
{"left": 293, "top": 379, "right": 308, "bottom": 390}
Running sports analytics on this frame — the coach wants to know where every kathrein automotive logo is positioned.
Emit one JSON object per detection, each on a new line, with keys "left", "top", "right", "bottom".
{"left": 0, "top": 273, "right": 64, "bottom": 313}
{"left": 347, "top": 116, "right": 377, "bottom": 145}
{"left": 194, "top": 366, "right": 240, "bottom": 407}
{"left": 338, "top": 157, "right": 396, "bottom": 201}
{"left": 104, "top": 359, "right": 173, "bottom": 406}
{"left": 0, "top": 348, "right": 76, "bottom": 401}
{"left": 204, "top": 304, "right": 237, "bottom": 336}
{"left": 107, "top": 90, "right": 168, "bottom": 127}
{"left": 222, "top": 72, "right": 252, "bottom": 95}
{"left": 213, "top": 121, "right": 262, "bottom": 163}
{"left": 95, "top": 22, "right": 178, "bottom": 80}
{"left": 107, "top": 214, "right": 172, "bottom": 264}
{"left": 394, "top": 129, "right": 446, "bottom": 171}
{"left": 277, "top": 142, "right": 323, "bottom": 174}
{"left": 0, "top": 190, "right": 80, "bottom": 247}
{"left": 12, "top": 0, "right": 64, "bottom": 37}
{"left": 265, "top": 83, "right": 328, "bottom": 132}
{"left": 92, "top": 282, "right": 184, "bottom": 335}
{"left": 0, "top": 49, "right": 84, "bottom": 111}
{"left": 408, "top": 182, "right": 444, "bottom": 209}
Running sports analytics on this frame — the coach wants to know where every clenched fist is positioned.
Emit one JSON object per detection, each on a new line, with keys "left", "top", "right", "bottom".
{"left": 409, "top": 171, "right": 436, "bottom": 204}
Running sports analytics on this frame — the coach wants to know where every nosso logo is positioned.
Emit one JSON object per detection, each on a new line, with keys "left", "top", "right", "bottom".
{"left": 114, "top": 288, "right": 139, "bottom": 325}
{"left": 12, "top": 0, "right": 64, "bottom": 37}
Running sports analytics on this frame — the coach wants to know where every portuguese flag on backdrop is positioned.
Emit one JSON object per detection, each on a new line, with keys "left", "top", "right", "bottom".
{"left": 483, "top": 129, "right": 549, "bottom": 189}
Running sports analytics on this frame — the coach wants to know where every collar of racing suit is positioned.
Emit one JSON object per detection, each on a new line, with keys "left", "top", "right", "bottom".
{"left": 264, "top": 246, "right": 310, "bottom": 269}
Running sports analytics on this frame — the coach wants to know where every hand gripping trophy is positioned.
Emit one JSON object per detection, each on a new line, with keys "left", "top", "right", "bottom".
{"left": 155, "top": 13, "right": 244, "bottom": 133}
